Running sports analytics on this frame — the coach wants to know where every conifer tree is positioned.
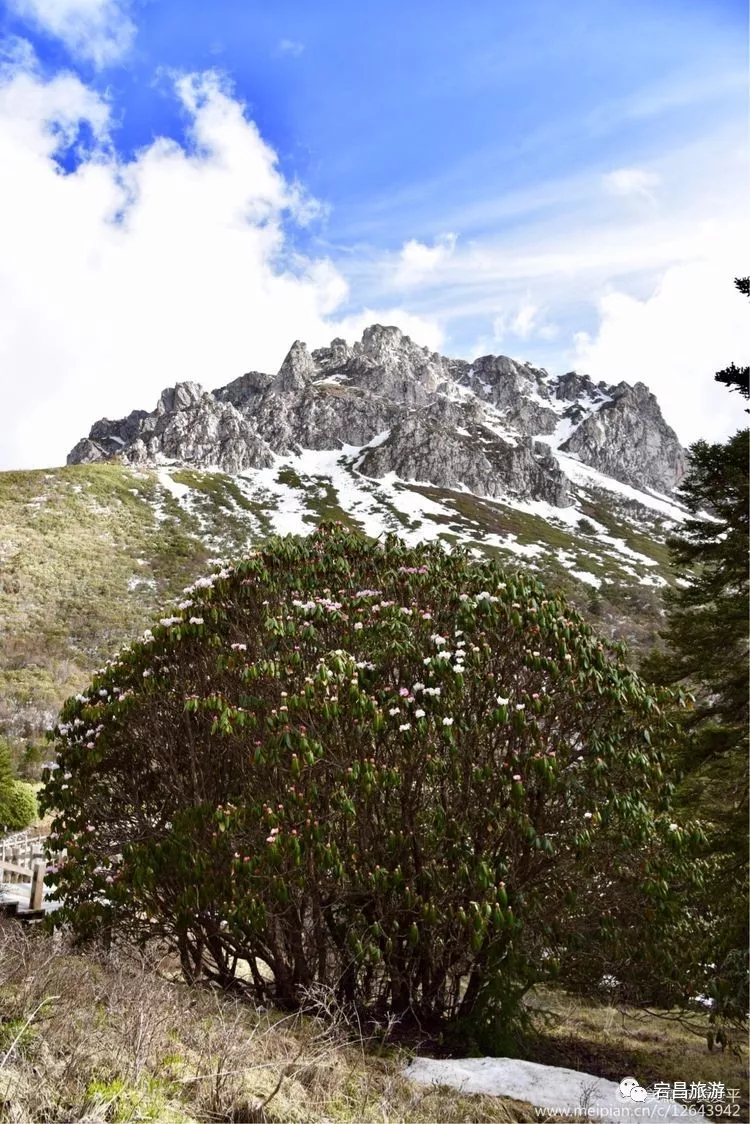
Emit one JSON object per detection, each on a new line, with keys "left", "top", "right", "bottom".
{"left": 714, "top": 278, "right": 750, "bottom": 408}
{"left": 644, "top": 277, "right": 749, "bottom": 1027}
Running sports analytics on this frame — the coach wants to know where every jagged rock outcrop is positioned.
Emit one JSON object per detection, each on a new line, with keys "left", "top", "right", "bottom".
{"left": 157, "top": 382, "right": 203, "bottom": 414}
{"left": 554, "top": 371, "right": 605, "bottom": 403}
{"left": 68, "top": 326, "right": 686, "bottom": 506}
{"left": 214, "top": 370, "right": 272, "bottom": 407}
{"left": 453, "top": 355, "right": 560, "bottom": 436}
{"left": 311, "top": 336, "right": 353, "bottom": 372}
{"left": 69, "top": 382, "right": 274, "bottom": 475}
{"left": 560, "top": 382, "right": 686, "bottom": 492}
{"left": 357, "top": 418, "right": 570, "bottom": 506}
{"left": 272, "top": 340, "right": 317, "bottom": 393}
{"left": 251, "top": 384, "right": 399, "bottom": 454}
{"left": 339, "top": 325, "right": 446, "bottom": 407}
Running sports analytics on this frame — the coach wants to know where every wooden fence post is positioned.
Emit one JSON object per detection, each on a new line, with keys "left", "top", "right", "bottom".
{"left": 29, "top": 861, "right": 45, "bottom": 911}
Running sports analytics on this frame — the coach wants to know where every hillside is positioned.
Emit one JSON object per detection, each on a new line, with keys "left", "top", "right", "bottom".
{"left": 1, "top": 459, "right": 679, "bottom": 754}
{"left": 1, "top": 326, "right": 687, "bottom": 754}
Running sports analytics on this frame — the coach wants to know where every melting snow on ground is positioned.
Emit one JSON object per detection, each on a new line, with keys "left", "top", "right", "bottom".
{"left": 157, "top": 469, "right": 192, "bottom": 501}
{"left": 404, "top": 1057, "right": 698, "bottom": 1119}
{"left": 570, "top": 568, "right": 602, "bottom": 588}
{"left": 147, "top": 436, "right": 675, "bottom": 588}
{"left": 555, "top": 453, "right": 686, "bottom": 521}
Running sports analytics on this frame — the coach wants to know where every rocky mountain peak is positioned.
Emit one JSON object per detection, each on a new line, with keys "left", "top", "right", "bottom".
{"left": 157, "top": 381, "right": 204, "bottom": 414}
{"left": 357, "top": 324, "right": 430, "bottom": 366}
{"left": 67, "top": 324, "right": 686, "bottom": 508}
{"left": 343, "top": 324, "right": 445, "bottom": 404}
{"left": 311, "top": 336, "right": 352, "bottom": 372}
{"left": 273, "top": 340, "right": 316, "bottom": 392}
{"left": 555, "top": 371, "right": 600, "bottom": 402}
{"left": 560, "top": 379, "right": 686, "bottom": 492}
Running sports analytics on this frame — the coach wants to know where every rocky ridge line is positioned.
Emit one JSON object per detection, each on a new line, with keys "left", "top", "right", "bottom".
{"left": 68, "top": 324, "right": 686, "bottom": 507}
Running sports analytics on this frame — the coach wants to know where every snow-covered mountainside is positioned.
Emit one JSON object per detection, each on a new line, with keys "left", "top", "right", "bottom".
{"left": 69, "top": 324, "right": 685, "bottom": 502}
{"left": 65, "top": 322, "right": 687, "bottom": 611}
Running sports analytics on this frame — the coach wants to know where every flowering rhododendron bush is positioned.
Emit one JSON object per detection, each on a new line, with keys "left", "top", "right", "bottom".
{"left": 41, "top": 524, "right": 703, "bottom": 1036}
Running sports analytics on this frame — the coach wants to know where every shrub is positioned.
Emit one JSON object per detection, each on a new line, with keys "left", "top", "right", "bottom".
{"left": 0, "top": 779, "right": 38, "bottom": 833}
{"left": 41, "top": 525, "right": 704, "bottom": 1042}
{"left": 0, "top": 739, "right": 38, "bottom": 832}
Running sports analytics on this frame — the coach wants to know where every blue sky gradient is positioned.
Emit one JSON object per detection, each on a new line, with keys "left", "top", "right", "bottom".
{"left": 0, "top": 0, "right": 747, "bottom": 466}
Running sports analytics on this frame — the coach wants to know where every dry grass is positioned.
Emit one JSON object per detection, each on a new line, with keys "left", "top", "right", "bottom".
{"left": 3, "top": 922, "right": 745, "bottom": 1122}
{"left": 0, "top": 922, "right": 542, "bottom": 1123}
{"left": 524, "top": 987, "right": 748, "bottom": 1115}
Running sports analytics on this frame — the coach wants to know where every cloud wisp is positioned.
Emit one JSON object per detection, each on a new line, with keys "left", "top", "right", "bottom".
{"left": 5, "top": 0, "right": 135, "bottom": 67}
{"left": 276, "top": 38, "right": 305, "bottom": 57}
{"left": 603, "top": 167, "right": 661, "bottom": 201}
{"left": 394, "top": 233, "right": 457, "bottom": 288}
{"left": 335, "top": 126, "right": 748, "bottom": 443}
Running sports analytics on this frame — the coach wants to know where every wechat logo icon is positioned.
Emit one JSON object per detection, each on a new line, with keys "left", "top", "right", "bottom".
{"left": 619, "top": 1077, "right": 648, "bottom": 1102}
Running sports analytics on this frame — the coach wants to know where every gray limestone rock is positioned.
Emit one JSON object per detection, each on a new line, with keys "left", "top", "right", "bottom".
{"left": 67, "top": 437, "right": 109, "bottom": 465}
{"left": 214, "top": 370, "right": 272, "bottom": 408}
{"left": 560, "top": 381, "right": 685, "bottom": 492}
{"left": 311, "top": 337, "right": 353, "bottom": 372}
{"left": 272, "top": 341, "right": 316, "bottom": 393}
{"left": 69, "top": 388, "right": 273, "bottom": 474}
{"left": 66, "top": 323, "right": 685, "bottom": 504}
{"left": 357, "top": 414, "right": 571, "bottom": 507}
{"left": 553, "top": 371, "right": 600, "bottom": 403}
{"left": 157, "top": 382, "right": 203, "bottom": 415}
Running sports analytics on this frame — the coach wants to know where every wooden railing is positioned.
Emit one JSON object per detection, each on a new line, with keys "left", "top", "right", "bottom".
{"left": 0, "top": 829, "right": 50, "bottom": 912}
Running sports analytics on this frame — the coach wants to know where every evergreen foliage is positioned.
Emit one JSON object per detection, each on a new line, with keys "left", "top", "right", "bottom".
{"left": 0, "top": 740, "right": 38, "bottom": 831}
{"left": 643, "top": 278, "right": 749, "bottom": 1030}
{"left": 42, "top": 526, "right": 704, "bottom": 1042}
{"left": 714, "top": 279, "right": 750, "bottom": 409}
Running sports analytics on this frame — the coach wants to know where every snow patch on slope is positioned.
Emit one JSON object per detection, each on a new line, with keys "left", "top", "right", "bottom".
{"left": 556, "top": 453, "right": 686, "bottom": 521}
{"left": 404, "top": 1057, "right": 694, "bottom": 1119}
{"left": 144, "top": 434, "right": 676, "bottom": 594}
{"left": 157, "top": 470, "right": 192, "bottom": 500}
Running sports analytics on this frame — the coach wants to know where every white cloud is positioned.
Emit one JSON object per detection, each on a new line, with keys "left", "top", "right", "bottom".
{"left": 394, "top": 233, "right": 457, "bottom": 287}
{"left": 348, "top": 135, "right": 746, "bottom": 335}
{"left": 511, "top": 302, "right": 538, "bottom": 339}
{"left": 349, "top": 127, "right": 747, "bottom": 446}
{"left": 493, "top": 299, "right": 557, "bottom": 343}
{"left": 604, "top": 167, "right": 661, "bottom": 200}
{"left": 276, "top": 39, "right": 305, "bottom": 57}
{"left": 0, "top": 51, "right": 441, "bottom": 469}
{"left": 574, "top": 251, "right": 749, "bottom": 445}
{"left": 6, "top": 0, "right": 135, "bottom": 67}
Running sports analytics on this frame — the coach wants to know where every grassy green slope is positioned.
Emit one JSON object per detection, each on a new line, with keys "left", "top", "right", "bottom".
{"left": 0, "top": 460, "right": 675, "bottom": 763}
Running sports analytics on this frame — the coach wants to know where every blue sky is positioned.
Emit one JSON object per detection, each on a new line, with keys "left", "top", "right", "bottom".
{"left": 0, "top": 0, "right": 747, "bottom": 467}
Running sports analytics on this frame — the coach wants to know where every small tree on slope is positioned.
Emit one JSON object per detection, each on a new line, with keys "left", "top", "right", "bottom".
{"left": 42, "top": 526, "right": 704, "bottom": 1045}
